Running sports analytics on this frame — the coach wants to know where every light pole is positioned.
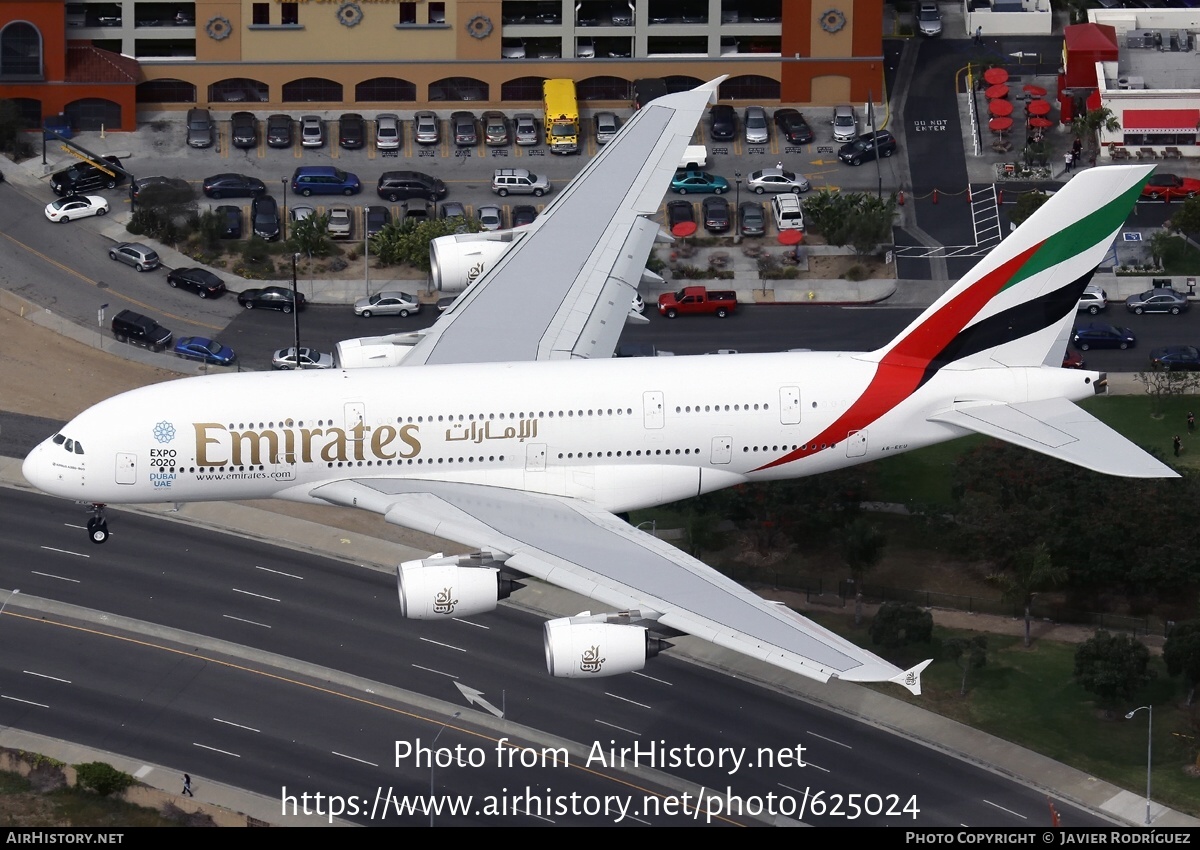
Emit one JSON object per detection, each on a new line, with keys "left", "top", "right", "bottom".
{"left": 429, "top": 712, "right": 461, "bottom": 827}
{"left": 1, "top": 588, "right": 19, "bottom": 617}
{"left": 364, "top": 207, "right": 371, "bottom": 298}
{"left": 635, "top": 519, "right": 656, "bottom": 536}
{"left": 291, "top": 253, "right": 301, "bottom": 365}
{"left": 1125, "top": 705, "right": 1152, "bottom": 825}
{"left": 280, "top": 177, "right": 288, "bottom": 242}
{"left": 734, "top": 170, "right": 742, "bottom": 241}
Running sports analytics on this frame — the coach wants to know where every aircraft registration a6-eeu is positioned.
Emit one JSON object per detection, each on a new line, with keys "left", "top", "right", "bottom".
{"left": 24, "top": 80, "right": 1175, "bottom": 696}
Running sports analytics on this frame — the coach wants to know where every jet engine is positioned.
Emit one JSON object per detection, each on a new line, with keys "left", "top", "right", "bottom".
{"left": 397, "top": 554, "right": 521, "bottom": 619}
{"left": 429, "top": 231, "right": 517, "bottom": 292}
{"left": 543, "top": 613, "right": 673, "bottom": 678}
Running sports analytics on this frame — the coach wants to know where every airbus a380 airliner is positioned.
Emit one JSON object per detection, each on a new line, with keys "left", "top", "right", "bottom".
{"left": 23, "top": 80, "right": 1175, "bottom": 696}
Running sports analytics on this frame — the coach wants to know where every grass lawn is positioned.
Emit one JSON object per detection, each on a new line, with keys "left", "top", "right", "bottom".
{"left": 1158, "top": 235, "right": 1200, "bottom": 276}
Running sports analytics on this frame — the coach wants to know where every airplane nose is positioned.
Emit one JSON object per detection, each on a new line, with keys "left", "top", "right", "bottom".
{"left": 22, "top": 442, "right": 59, "bottom": 495}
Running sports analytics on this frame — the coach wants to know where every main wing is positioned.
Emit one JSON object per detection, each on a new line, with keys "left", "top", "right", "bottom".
{"left": 398, "top": 80, "right": 723, "bottom": 366}
{"left": 311, "top": 478, "right": 930, "bottom": 694}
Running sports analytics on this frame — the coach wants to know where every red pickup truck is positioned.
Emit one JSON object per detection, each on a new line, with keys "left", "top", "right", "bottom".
{"left": 657, "top": 286, "right": 738, "bottom": 318}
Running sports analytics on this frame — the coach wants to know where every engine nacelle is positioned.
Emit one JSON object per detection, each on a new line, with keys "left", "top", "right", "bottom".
{"left": 429, "top": 231, "right": 516, "bottom": 292}
{"left": 544, "top": 614, "right": 670, "bottom": 678}
{"left": 398, "top": 558, "right": 510, "bottom": 619}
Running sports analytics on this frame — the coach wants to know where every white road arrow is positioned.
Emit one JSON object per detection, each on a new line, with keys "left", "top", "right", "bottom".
{"left": 454, "top": 682, "right": 504, "bottom": 717}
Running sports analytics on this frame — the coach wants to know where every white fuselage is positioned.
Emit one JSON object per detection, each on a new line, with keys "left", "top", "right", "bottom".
{"left": 22, "top": 352, "right": 1096, "bottom": 512}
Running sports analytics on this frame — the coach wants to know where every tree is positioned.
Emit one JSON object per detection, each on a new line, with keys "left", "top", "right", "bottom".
{"left": 0, "top": 98, "right": 33, "bottom": 159}
{"left": 1008, "top": 190, "right": 1051, "bottom": 229}
{"left": 987, "top": 542, "right": 1067, "bottom": 648}
{"left": 371, "top": 217, "right": 482, "bottom": 272}
{"left": 848, "top": 194, "right": 897, "bottom": 259}
{"left": 839, "top": 517, "right": 886, "bottom": 626}
{"left": 944, "top": 635, "right": 988, "bottom": 696}
{"left": 869, "top": 601, "right": 933, "bottom": 649}
{"left": 1074, "top": 630, "right": 1154, "bottom": 717}
{"left": 74, "top": 762, "right": 134, "bottom": 796}
{"left": 1134, "top": 368, "right": 1200, "bottom": 417}
{"left": 1164, "top": 619, "right": 1200, "bottom": 706}
{"left": 1149, "top": 229, "right": 1175, "bottom": 270}
{"left": 290, "top": 212, "right": 332, "bottom": 259}
{"left": 1166, "top": 196, "right": 1200, "bottom": 248}
{"left": 1069, "top": 106, "right": 1121, "bottom": 156}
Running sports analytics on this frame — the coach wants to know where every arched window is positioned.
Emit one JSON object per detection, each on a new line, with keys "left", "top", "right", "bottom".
{"left": 137, "top": 79, "right": 197, "bottom": 103}
{"left": 500, "top": 76, "right": 545, "bottom": 101}
{"left": 664, "top": 75, "right": 703, "bottom": 94}
{"left": 719, "top": 75, "right": 780, "bottom": 101}
{"left": 64, "top": 98, "right": 122, "bottom": 131}
{"left": 209, "top": 78, "right": 269, "bottom": 103}
{"left": 0, "top": 22, "right": 42, "bottom": 79}
{"left": 577, "top": 76, "right": 629, "bottom": 101}
{"left": 355, "top": 77, "right": 416, "bottom": 102}
{"left": 429, "top": 77, "right": 487, "bottom": 102}
{"left": 282, "top": 77, "right": 343, "bottom": 103}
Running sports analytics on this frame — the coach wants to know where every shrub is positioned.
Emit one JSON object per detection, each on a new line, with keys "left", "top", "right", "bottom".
{"left": 843, "top": 264, "right": 867, "bottom": 282}
{"left": 74, "top": 762, "right": 134, "bottom": 797}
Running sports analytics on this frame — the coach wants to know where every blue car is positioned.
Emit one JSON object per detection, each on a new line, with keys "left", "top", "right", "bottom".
{"left": 671, "top": 170, "right": 729, "bottom": 195}
{"left": 1072, "top": 324, "right": 1136, "bottom": 351}
{"left": 1150, "top": 346, "right": 1200, "bottom": 371}
{"left": 174, "top": 337, "right": 236, "bottom": 365}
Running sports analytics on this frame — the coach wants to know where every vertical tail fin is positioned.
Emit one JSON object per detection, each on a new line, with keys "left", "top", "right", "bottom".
{"left": 865, "top": 166, "right": 1151, "bottom": 375}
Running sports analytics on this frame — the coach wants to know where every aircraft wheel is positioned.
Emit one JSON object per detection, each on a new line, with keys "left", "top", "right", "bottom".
{"left": 87, "top": 518, "right": 109, "bottom": 544}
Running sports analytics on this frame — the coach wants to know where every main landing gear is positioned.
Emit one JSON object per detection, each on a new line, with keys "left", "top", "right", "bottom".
{"left": 86, "top": 504, "right": 109, "bottom": 544}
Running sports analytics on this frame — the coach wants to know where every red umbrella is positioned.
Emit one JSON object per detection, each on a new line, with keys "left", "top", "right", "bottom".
{"left": 988, "top": 117, "right": 1013, "bottom": 133}
{"left": 988, "top": 99, "right": 1013, "bottom": 117}
{"left": 1028, "top": 116, "right": 1053, "bottom": 129}
{"left": 777, "top": 230, "right": 804, "bottom": 246}
{"left": 1023, "top": 84, "right": 1048, "bottom": 97}
{"left": 983, "top": 67, "right": 1009, "bottom": 85}
{"left": 985, "top": 84, "right": 1010, "bottom": 99}
{"left": 671, "top": 221, "right": 696, "bottom": 238}
{"left": 1027, "top": 99, "right": 1051, "bottom": 117}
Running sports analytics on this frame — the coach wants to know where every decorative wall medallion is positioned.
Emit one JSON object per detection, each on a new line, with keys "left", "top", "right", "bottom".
{"left": 205, "top": 15, "right": 231, "bottom": 40}
{"left": 467, "top": 14, "right": 493, "bottom": 39}
{"left": 819, "top": 8, "right": 846, "bottom": 34}
{"left": 337, "top": 2, "right": 364, "bottom": 28}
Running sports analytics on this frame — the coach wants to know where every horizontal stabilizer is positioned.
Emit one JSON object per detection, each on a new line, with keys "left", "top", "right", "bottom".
{"left": 929, "top": 398, "right": 1179, "bottom": 479}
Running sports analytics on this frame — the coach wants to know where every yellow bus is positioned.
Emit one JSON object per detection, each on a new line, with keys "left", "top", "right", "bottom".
{"left": 542, "top": 78, "right": 579, "bottom": 155}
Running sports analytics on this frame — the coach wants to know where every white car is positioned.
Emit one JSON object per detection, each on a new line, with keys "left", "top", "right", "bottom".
{"left": 354, "top": 290, "right": 422, "bottom": 318}
{"left": 632, "top": 294, "right": 644, "bottom": 314}
{"left": 1077, "top": 284, "right": 1108, "bottom": 315}
{"left": 375, "top": 113, "right": 400, "bottom": 150}
{"left": 414, "top": 111, "right": 439, "bottom": 145}
{"left": 300, "top": 115, "right": 324, "bottom": 148}
{"left": 290, "top": 205, "right": 315, "bottom": 223}
{"left": 271, "top": 346, "right": 334, "bottom": 370}
{"left": 747, "top": 167, "right": 810, "bottom": 194}
{"left": 44, "top": 194, "right": 109, "bottom": 222}
{"left": 477, "top": 205, "right": 503, "bottom": 231}
{"left": 327, "top": 207, "right": 353, "bottom": 239}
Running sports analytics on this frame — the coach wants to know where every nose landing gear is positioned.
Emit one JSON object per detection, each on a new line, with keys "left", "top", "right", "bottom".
{"left": 86, "top": 504, "right": 109, "bottom": 544}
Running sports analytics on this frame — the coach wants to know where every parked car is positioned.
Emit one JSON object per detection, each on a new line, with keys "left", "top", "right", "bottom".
{"left": 300, "top": 115, "right": 324, "bottom": 148}
{"left": 1072, "top": 323, "right": 1136, "bottom": 350}
{"left": 239, "top": 286, "right": 305, "bottom": 313}
{"left": 1150, "top": 345, "right": 1200, "bottom": 370}
{"left": 1126, "top": 287, "right": 1189, "bottom": 315}
{"left": 514, "top": 113, "right": 539, "bottom": 145}
{"left": 50, "top": 155, "right": 124, "bottom": 196}
{"left": 111, "top": 309, "right": 172, "bottom": 351}
{"left": 167, "top": 267, "right": 226, "bottom": 298}
{"left": 1141, "top": 173, "right": 1200, "bottom": 201}
{"left": 186, "top": 107, "right": 214, "bottom": 148}
{"left": 703, "top": 196, "right": 730, "bottom": 233}
{"left": 174, "top": 337, "right": 236, "bottom": 366}
{"left": 915, "top": 1, "right": 942, "bottom": 36}
{"left": 511, "top": 204, "right": 538, "bottom": 226}
{"left": 709, "top": 104, "right": 736, "bottom": 140}
{"left": 477, "top": 204, "right": 504, "bottom": 231}
{"left": 375, "top": 113, "right": 401, "bottom": 150}
{"left": 451, "top": 111, "right": 478, "bottom": 146}
{"left": 666, "top": 199, "right": 695, "bottom": 230}
{"left": 773, "top": 108, "right": 814, "bottom": 144}
{"left": 1077, "top": 284, "right": 1108, "bottom": 314}
{"left": 354, "top": 290, "right": 421, "bottom": 318}
{"left": 230, "top": 111, "right": 257, "bottom": 148}
{"left": 44, "top": 194, "right": 108, "bottom": 222}
{"left": 130, "top": 176, "right": 192, "bottom": 203}
{"left": 401, "top": 200, "right": 433, "bottom": 223}
{"left": 414, "top": 110, "right": 440, "bottom": 145}
{"left": 272, "top": 346, "right": 333, "bottom": 370}
{"left": 338, "top": 113, "right": 365, "bottom": 149}
{"left": 327, "top": 206, "right": 353, "bottom": 239}
{"left": 365, "top": 205, "right": 390, "bottom": 235}
{"left": 747, "top": 166, "right": 810, "bottom": 194}
{"left": 1062, "top": 350, "right": 1085, "bottom": 369}
{"left": 377, "top": 170, "right": 446, "bottom": 202}
{"left": 291, "top": 166, "right": 361, "bottom": 196}
{"left": 671, "top": 170, "right": 728, "bottom": 194}
{"left": 832, "top": 104, "right": 858, "bottom": 142}
{"left": 492, "top": 168, "right": 550, "bottom": 196}
{"left": 838, "top": 130, "right": 897, "bottom": 165}
{"left": 743, "top": 106, "right": 769, "bottom": 144}
{"left": 482, "top": 111, "right": 510, "bottom": 146}
{"left": 266, "top": 114, "right": 292, "bottom": 147}
{"left": 108, "top": 242, "right": 160, "bottom": 271}
{"left": 739, "top": 201, "right": 765, "bottom": 236}
{"left": 439, "top": 201, "right": 467, "bottom": 219}
{"left": 215, "top": 205, "right": 242, "bottom": 238}
{"left": 594, "top": 111, "right": 620, "bottom": 144}
{"left": 202, "top": 172, "right": 265, "bottom": 199}
{"left": 251, "top": 195, "right": 281, "bottom": 240}
{"left": 290, "top": 204, "right": 314, "bottom": 223}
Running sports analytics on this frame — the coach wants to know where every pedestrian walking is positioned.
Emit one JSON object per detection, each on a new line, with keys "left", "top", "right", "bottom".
{"left": 975, "top": 26, "right": 983, "bottom": 45}
{"left": 1187, "top": 411, "right": 1195, "bottom": 432}
{"left": 1174, "top": 435, "right": 1182, "bottom": 457}
{"left": 1064, "top": 151, "right": 1074, "bottom": 173}
{"left": 1072, "top": 138, "right": 1082, "bottom": 158}
{"left": 182, "top": 773, "right": 194, "bottom": 797}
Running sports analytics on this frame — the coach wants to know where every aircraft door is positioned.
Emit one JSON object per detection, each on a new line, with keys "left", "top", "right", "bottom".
{"left": 711, "top": 436, "right": 732, "bottom": 464}
{"left": 526, "top": 443, "right": 546, "bottom": 471}
{"left": 115, "top": 453, "right": 137, "bottom": 485}
{"left": 345, "top": 402, "right": 366, "bottom": 452}
{"left": 643, "top": 391, "right": 664, "bottom": 429}
{"left": 846, "top": 430, "right": 867, "bottom": 458}
{"left": 779, "top": 386, "right": 801, "bottom": 424}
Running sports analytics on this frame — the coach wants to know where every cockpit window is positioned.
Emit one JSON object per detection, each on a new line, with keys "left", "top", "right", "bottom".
{"left": 64, "top": 439, "right": 74, "bottom": 453}
{"left": 73, "top": 441, "right": 84, "bottom": 455}
{"left": 52, "top": 434, "right": 65, "bottom": 445}
{"left": 52, "top": 433, "right": 84, "bottom": 454}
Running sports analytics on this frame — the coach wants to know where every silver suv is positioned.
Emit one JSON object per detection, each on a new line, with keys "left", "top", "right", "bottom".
{"left": 1077, "top": 284, "right": 1107, "bottom": 315}
{"left": 492, "top": 168, "right": 551, "bottom": 197}
{"left": 186, "top": 108, "right": 213, "bottom": 148}
{"left": 108, "top": 242, "right": 160, "bottom": 272}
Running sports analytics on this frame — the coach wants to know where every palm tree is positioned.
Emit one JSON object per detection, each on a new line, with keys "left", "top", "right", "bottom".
{"left": 1070, "top": 106, "right": 1121, "bottom": 158}
{"left": 987, "top": 542, "right": 1066, "bottom": 648}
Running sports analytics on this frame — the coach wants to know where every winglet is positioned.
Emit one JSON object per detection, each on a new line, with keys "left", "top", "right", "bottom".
{"left": 891, "top": 659, "right": 933, "bottom": 696}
